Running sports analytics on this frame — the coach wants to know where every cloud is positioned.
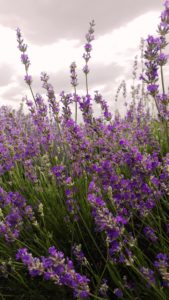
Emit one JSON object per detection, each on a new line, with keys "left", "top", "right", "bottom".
{"left": 8, "top": 11, "right": 159, "bottom": 92}
{"left": 0, "top": 82, "right": 25, "bottom": 105}
{"left": 0, "top": 63, "right": 15, "bottom": 87}
{"left": 77, "top": 62, "right": 124, "bottom": 94}
{"left": 12, "top": 61, "right": 123, "bottom": 97}
{"left": 0, "top": 0, "right": 162, "bottom": 45}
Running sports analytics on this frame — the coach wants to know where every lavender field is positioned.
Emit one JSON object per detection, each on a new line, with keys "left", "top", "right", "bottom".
{"left": 0, "top": 1, "right": 169, "bottom": 299}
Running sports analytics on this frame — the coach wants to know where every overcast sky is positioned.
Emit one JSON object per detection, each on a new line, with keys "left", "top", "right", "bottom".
{"left": 0, "top": 0, "right": 164, "bottom": 113}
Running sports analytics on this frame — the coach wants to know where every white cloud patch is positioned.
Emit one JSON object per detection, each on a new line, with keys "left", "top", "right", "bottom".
{"left": 92, "top": 11, "right": 160, "bottom": 66}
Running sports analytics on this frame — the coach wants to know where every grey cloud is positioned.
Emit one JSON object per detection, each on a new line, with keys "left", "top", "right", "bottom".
{"left": 35, "top": 62, "right": 124, "bottom": 94}
{"left": 2, "top": 61, "right": 124, "bottom": 106}
{"left": 0, "top": 65, "right": 140, "bottom": 113}
{"left": 77, "top": 62, "right": 124, "bottom": 91}
{"left": 0, "top": 64, "right": 15, "bottom": 87}
{"left": 0, "top": 0, "right": 162, "bottom": 46}
{"left": 1, "top": 84, "right": 25, "bottom": 104}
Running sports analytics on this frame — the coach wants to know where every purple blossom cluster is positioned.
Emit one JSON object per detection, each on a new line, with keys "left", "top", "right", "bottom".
{"left": 143, "top": 226, "right": 158, "bottom": 243}
{"left": 0, "top": 103, "right": 53, "bottom": 177}
{"left": 16, "top": 246, "right": 90, "bottom": 298}
{"left": 51, "top": 164, "right": 66, "bottom": 184}
{"left": 60, "top": 91, "right": 73, "bottom": 122}
{"left": 72, "top": 244, "right": 88, "bottom": 266}
{"left": 114, "top": 288, "right": 123, "bottom": 298}
{"left": 82, "top": 20, "right": 95, "bottom": 76}
{"left": 40, "top": 72, "right": 60, "bottom": 118}
{"left": 140, "top": 267, "right": 156, "bottom": 287}
{"left": 70, "top": 62, "right": 78, "bottom": 88}
{"left": 0, "top": 188, "right": 35, "bottom": 242}
{"left": 87, "top": 180, "right": 134, "bottom": 263}
{"left": 94, "top": 91, "right": 112, "bottom": 121}
{"left": 51, "top": 166, "right": 79, "bottom": 218}
{"left": 16, "top": 28, "right": 30, "bottom": 73}
{"left": 154, "top": 253, "right": 169, "bottom": 286}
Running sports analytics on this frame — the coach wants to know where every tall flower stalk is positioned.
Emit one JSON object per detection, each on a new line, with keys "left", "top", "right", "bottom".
{"left": 82, "top": 20, "right": 95, "bottom": 95}
{"left": 141, "top": 0, "right": 169, "bottom": 150}
{"left": 16, "top": 28, "right": 36, "bottom": 104}
{"left": 70, "top": 62, "right": 78, "bottom": 123}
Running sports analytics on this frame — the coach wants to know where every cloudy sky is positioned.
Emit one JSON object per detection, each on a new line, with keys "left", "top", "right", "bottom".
{"left": 0, "top": 0, "right": 164, "bottom": 113}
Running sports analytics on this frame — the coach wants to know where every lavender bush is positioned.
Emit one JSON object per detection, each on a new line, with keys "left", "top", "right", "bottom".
{"left": 0, "top": 1, "right": 169, "bottom": 299}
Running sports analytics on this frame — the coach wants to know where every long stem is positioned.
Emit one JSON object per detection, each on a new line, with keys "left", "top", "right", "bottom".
{"left": 54, "top": 114, "right": 70, "bottom": 168}
{"left": 74, "top": 86, "right": 77, "bottom": 123}
{"left": 159, "top": 47, "right": 165, "bottom": 95}
{"left": 85, "top": 72, "right": 89, "bottom": 95}
{"left": 25, "top": 70, "right": 36, "bottom": 105}
{"left": 153, "top": 95, "right": 160, "bottom": 117}
{"left": 159, "top": 57, "right": 169, "bottom": 150}
{"left": 160, "top": 65, "right": 165, "bottom": 95}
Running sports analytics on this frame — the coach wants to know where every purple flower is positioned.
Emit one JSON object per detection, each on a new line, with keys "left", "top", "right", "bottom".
{"left": 82, "top": 20, "right": 95, "bottom": 80}
{"left": 157, "top": 52, "right": 169, "bottom": 66}
{"left": 154, "top": 253, "right": 169, "bottom": 284}
{"left": 0, "top": 188, "right": 35, "bottom": 242}
{"left": 94, "top": 91, "right": 112, "bottom": 121}
{"left": 20, "top": 54, "right": 30, "bottom": 69}
{"left": 147, "top": 84, "right": 159, "bottom": 94}
{"left": 16, "top": 246, "right": 90, "bottom": 299}
{"left": 114, "top": 288, "right": 123, "bottom": 298}
{"left": 16, "top": 28, "right": 27, "bottom": 52}
{"left": 99, "top": 279, "right": 108, "bottom": 297}
{"left": 144, "top": 226, "right": 158, "bottom": 242}
{"left": 83, "top": 65, "right": 89, "bottom": 74}
{"left": 164, "top": 0, "right": 169, "bottom": 7}
{"left": 40, "top": 72, "right": 60, "bottom": 116}
{"left": 109, "top": 240, "right": 120, "bottom": 254}
{"left": 24, "top": 75, "right": 32, "bottom": 85}
{"left": 70, "top": 62, "right": 78, "bottom": 87}
{"left": 140, "top": 267, "right": 156, "bottom": 286}
{"left": 51, "top": 165, "right": 65, "bottom": 177}
{"left": 84, "top": 43, "right": 92, "bottom": 52}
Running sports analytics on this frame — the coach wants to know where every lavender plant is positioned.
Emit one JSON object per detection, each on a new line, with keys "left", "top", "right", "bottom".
{"left": 141, "top": 0, "right": 169, "bottom": 152}
{"left": 0, "top": 1, "right": 169, "bottom": 299}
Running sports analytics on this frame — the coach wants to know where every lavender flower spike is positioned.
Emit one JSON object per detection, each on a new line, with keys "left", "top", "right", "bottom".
{"left": 82, "top": 20, "right": 95, "bottom": 94}
{"left": 16, "top": 246, "right": 90, "bottom": 299}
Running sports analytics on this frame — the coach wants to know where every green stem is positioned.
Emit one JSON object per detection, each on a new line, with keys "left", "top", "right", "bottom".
{"left": 74, "top": 86, "right": 78, "bottom": 124}
{"left": 152, "top": 94, "right": 160, "bottom": 118}
{"left": 95, "top": 248, "right": 109, "bottom": 296}
{"left": 85, "top": 72, "right": 89, "bottom": 95}
{"left": 76, "top": 211, "right": 106, "bottom": 262}
{"left": 25, "top": 70, "right": 36, "bottom": 105}
{"left": 160, "top": 63, "right": 165, "bottom": 95}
